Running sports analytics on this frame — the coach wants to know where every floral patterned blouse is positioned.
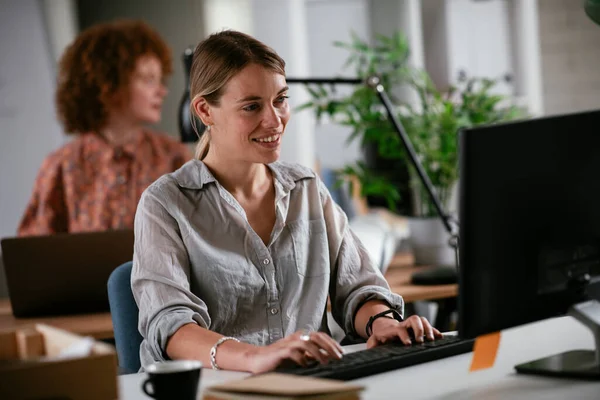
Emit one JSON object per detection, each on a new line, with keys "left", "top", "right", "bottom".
{"left": 18, "top": 130, "right": 191, "bottom": 236}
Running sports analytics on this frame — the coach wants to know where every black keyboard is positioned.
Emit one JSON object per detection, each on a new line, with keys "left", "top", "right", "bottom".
{"left": 273, "top": 335, "right": 474, "bottom": 381}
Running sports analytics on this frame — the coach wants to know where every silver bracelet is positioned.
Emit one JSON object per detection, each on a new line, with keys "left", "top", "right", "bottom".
{"left": 210, "top": 336, "right": 240, "bottom": 370}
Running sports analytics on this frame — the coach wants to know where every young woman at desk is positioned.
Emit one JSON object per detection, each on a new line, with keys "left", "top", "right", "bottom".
{"left": 132, "top": 31, "right": 442, "bottom": 373}
{"left": 18, "top": 20, "right": 190, "bottom": 236}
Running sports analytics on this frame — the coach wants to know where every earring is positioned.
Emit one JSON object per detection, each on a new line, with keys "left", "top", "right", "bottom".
{"left": 205, "top": 125, "right": 211, "bottom": 133}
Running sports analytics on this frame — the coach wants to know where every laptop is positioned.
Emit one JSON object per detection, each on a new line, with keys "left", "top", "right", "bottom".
{"left": 1, "top": 229, "right": 134, "bottom": 318}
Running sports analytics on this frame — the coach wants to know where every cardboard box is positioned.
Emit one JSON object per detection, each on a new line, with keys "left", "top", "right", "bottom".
{"left": 0, "top": 324, "right": 118, "bottom": 400}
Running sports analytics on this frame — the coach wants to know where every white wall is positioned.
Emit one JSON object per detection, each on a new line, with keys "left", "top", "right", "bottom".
{"left": 370, "top": 0, "right": 425, "bottom": 106}
{"left": 203, "top": 0, "right": 254, "bottom": 35}
{"left": 508, "top": 0, "right": 544, "bottom": 116}
{"left": 40, "top": 0, "right": 79, "bottom": 67}
{"left": 304, "top": 0, "right": 371, "bottom": 171}
{"left": 538, "top": 0, "right": 600, "bottom": 115}
{"left": 0, "top": 0, "right": 67, "bottom": 297}
{"left": 425, "top": 0, "right": 545, "bottom": 109}
{"left": 422, "top": 0, "right": 450, "bottom": 90}
{"left": 445, "top": 0, "right": 514, "bottom": 95}
{"left": 0, "top": 0, "right": 67, "bottom": 236}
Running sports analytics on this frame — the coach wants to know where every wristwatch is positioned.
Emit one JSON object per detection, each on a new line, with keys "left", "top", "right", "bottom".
{"left": 366, "top": 309, "right": 403, "bottom": 337}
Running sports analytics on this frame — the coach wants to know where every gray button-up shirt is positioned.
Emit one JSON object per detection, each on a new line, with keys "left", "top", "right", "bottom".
{"left": 132, "top": 160, "right": 404, "bottom": 368}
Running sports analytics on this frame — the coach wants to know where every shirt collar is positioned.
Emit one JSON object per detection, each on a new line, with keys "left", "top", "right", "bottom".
{"left": 268, "top": 161, "right": 315, "bottom": 193}
{"left": 172, "top": 160, "right": 216, "bottom": 189}
{"left": 172, "top": 160, "right": 315, "bottom": 192}
{"left": 84, "top": 131, "right": 146, "bottom": 161}
{"left": 120, "top": 132, "right": 145, "bottom": 157}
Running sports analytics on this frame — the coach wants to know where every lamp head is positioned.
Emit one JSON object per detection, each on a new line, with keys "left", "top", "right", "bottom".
{"left": 585, "top": 0, "right": 600, "bottom": 25}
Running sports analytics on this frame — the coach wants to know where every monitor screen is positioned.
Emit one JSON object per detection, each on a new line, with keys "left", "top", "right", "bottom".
{"left": 458, "top": 109, "right": 600, "bottom": 340}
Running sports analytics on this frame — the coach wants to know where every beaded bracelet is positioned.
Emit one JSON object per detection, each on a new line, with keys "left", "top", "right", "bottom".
{"left": 210, "top": 336, "right": 240, "bottom": 370}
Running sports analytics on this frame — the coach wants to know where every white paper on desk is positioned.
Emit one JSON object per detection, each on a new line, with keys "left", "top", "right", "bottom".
{"left": 49, "top": 336, "right": 96, "bottom": 360}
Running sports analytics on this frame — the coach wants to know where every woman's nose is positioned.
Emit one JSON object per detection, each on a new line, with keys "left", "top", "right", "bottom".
{"left": 158, "top": 84, "right": 168, "bottom": 97}
{"left": 262, "top": 106, "right": 281, "bottom": 128}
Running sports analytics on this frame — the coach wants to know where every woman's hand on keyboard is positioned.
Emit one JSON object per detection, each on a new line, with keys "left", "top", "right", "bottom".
{"left": 367, "top": 315, "right": 443, "bottom": 349}
{"left": 243, "top": 331, "right": 344, "bottom": 374}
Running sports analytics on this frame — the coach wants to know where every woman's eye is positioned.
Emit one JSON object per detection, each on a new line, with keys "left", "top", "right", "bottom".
{"left": 276, "top": 95, "right": 289, "bottom": 104}
{"left": 243, "top": 104, "right": 260, "bottom": 112}
{"left": 141, "top": 76, "right": 159, "bottom": 85}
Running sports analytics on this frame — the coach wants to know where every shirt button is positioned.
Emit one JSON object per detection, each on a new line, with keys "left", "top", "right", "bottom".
{"left": 263, "top": 259, "right": 270, "bottom": 265}
{"left": 270, "top": 308, "right": 279, "bottom": 315}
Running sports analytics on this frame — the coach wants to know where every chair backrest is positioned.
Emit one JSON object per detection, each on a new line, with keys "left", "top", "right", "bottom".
{"left": 107, "top": 261, "right": 142, "bottom": 374}
{"left": 319, "top": 167, "right": 358, "bottom": 220}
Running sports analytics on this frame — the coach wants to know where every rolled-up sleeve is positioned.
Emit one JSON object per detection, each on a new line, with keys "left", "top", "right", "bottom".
{"left": 318, "top": 180, "right": 404, "bottom": 337}
{"left": 132, "top": 184, "right": 211, "bottom": 364}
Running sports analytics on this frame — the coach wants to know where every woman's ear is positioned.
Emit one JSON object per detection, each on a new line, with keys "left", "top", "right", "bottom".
{"left": 192, "top": 96, "right": 213, "bottom": 126}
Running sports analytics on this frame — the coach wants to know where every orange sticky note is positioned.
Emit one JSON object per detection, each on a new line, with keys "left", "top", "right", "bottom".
{"left": 469, "top": 331, "right": 501, "bottom": 372}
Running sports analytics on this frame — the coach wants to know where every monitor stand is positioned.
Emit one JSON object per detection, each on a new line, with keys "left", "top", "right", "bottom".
{"left": 515, "top": 300, "right": 600, "bottom": 380}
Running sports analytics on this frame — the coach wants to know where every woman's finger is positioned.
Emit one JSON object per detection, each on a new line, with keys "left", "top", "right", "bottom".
{"left": 329, "top": 333, "right": 345, "bottom": 355}
{"left": 296, "top": 338, "right": 329, "bottom": 364}
{"left": 366, "top": 334, "right": 379, "bottom": 349}
{"left": 309, "top": 332, "right": 343, "bottom": 359}
{"left": 285, "top": 347, "right": 308, "bottom": 367}
{"left": 420, "top": 316, "right": 435, "bottom": 341}
{"left": 407, "top": 316, "right": 425, "bottom": 342}
{"left": 373, "top": 323, "right": 410, "bottom": 346}
{"left": 394, "top": 326, "right": 412, "bottom": 345}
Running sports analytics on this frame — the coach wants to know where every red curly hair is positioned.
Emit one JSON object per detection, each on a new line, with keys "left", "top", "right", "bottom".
{"left": 56, "top": 19, "right": 172, "bottom": 134}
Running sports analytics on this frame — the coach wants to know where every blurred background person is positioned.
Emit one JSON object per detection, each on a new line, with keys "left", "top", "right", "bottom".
{"left": 18, "top": 19, "right": 191, "bottom": 236}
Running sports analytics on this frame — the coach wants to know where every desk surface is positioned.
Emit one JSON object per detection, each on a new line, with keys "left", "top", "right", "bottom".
{"left": 0, "top": 299, "right": 113, "bottom": 340}
{"left": 0, "top": 263, "right": 455, "bottom": 341}
{"left": 385, "top": 264, "right": 457, "bottom": 302}
{"left": 119, "top": 316, "right": 599, "bottom": 399}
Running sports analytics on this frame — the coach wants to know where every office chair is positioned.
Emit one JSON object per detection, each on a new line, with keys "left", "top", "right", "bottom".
{"left": 107, "top": 261, "right": 142, "bottom": 374}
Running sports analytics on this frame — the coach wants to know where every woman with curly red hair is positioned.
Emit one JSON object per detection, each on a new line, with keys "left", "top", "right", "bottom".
{"left": 18, "top": 19, "right": 191, "bottom": 236}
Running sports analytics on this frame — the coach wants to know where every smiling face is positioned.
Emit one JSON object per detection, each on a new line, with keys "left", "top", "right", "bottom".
{"left": 194, "top": 63, "right": 290, "bottom": 165}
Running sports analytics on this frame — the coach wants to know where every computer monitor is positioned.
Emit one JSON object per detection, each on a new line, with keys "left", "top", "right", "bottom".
{"left": 458, "top": 109, "right": 600, "bottom": 379}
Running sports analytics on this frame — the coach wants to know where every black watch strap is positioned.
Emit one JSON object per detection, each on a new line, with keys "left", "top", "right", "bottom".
{"left": 366, "top": 309, "right": 403, "bottom": 337}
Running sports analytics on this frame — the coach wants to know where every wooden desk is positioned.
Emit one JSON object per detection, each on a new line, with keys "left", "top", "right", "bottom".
{"left": 0, "top": 299, "right": 113, "bottom": 340}
{"left": 385, "top": 264, "right": 458, "bottom": 303}
{"left": 384, "top": 263, "right": 459, "bottom": 331}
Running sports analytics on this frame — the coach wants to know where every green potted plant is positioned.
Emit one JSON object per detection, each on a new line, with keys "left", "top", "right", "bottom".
{"left": 300, "top": 32, "right": 526, "bottom": 266}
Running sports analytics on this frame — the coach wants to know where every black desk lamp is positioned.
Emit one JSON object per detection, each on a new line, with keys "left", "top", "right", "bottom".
{"left": 287, "top": 76, "right": 459, "bottom": 285}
